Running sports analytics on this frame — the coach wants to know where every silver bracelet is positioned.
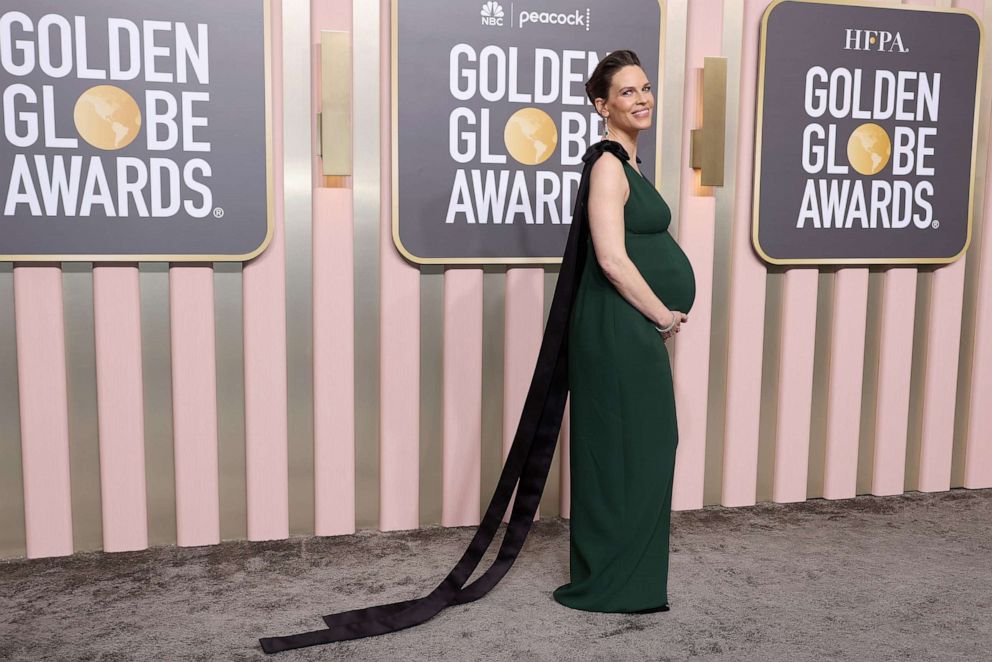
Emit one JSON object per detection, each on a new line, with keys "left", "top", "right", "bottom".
{"left": 654, "top": 312, "right": 678, "bottom": 334}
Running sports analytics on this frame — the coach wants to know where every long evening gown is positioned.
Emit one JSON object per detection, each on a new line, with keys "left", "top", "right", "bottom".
{"left": 553, "top": 149, "right": 696, "bottom": 612}
{"left": 258, "top": 140, "right": 693, "bottom": 654}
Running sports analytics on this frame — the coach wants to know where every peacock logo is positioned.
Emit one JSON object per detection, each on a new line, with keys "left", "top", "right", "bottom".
{"left": 481, "top": 1, "right": 505, "bottom": 27}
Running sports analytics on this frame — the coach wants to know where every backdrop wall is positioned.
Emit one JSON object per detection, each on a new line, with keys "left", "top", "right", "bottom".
{"left": 1, "top": 0, "right": 990, "bottom": 560}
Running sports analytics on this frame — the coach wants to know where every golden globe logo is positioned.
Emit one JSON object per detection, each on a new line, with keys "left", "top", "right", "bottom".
{"left": 504, "top": 107, "right": 558, "bottom": 165}
{"left": 73, "top": 85, "right": 141, "bottom": 149}
{"left": 847, "top": 123, "right": 891, "bottom": 176}
{"left": 1, "top": 11, "right": 213, "bottom": 219}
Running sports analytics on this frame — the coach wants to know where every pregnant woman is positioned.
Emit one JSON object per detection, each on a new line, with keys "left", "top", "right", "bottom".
{"left": 553, "top": 49, "right": 696, "bottom": 613}
{"left": 259, "top": 49, "right": 695, "bottom": 654}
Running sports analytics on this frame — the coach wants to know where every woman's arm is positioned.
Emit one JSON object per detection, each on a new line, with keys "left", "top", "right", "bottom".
{"left": 586, "top": 154, "right": 677, "bottom": 329}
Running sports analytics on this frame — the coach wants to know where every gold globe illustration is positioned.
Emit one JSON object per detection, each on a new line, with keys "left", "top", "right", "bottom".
{"left": 504, "top": 108, "right": 558, "bottom": 165}
{"left": 847, "top": 123, "right": 891, "bottom": 176}
{"left": 73, "top": 85, "right": 142, "bottom": 150}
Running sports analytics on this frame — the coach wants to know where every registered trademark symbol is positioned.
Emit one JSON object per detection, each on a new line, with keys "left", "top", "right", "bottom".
{"left": 931, "top": 219, "right": 939, "bottom": 229}
{"left": 213, "top": 207, "right": 225, "bottom": 219}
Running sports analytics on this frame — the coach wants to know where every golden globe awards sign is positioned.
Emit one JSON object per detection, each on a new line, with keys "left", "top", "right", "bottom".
{"left": 753, "top": 0, "right": 982, "bottom": 265}
{"left": 0, "top": 0, "right": 272, "bottom": 262}
{"left": 393, "top": 0, "right": 662, "bottom": 264}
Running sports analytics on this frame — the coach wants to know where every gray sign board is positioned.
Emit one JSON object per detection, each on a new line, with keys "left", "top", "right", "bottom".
{"left": 0, "top": 0, "right": 272, "bottom": 261}
{"left": 393, "top": 0, "right": 663, "bottom": 264}
{"left": 753, "top": 0, "right": 983, "bottom": 265}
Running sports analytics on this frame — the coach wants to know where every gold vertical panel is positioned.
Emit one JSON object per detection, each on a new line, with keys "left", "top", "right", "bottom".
{"left": 321, "top": 31, "right": 353, "bottom": 177}
{"left": 806, "top": 270, "right": 836, "bottom": 497}
{"left": 698, "top": 56, "right": 727, "bottom": 186}
{"left": 0, "top": 265, "right": 25, "bottom": 558}
{"left": 354, "top": 0, "right": 381, "bottom": 529}
{"left": 756, "top": 270, "right": 785, "bottom": 502}
{"left": 419, "top": 268, "right": 444, "bottom": 526}
{"left": 283, "top": 0, "right": 315, "bottom": 537}
{"left": 702, "top": 0, "right": 744, "bottom": 506}
{"left": 214, "top": 263, "right": 247, "bottom": 542}
{"left": 480, "top": 267, "right": 506, "bottom": 521}
{"left": 856, "top": 270, "right": 885, "bottom": 494}
{"left": 905, "top": 268, "right": 934, "bottom": 490}
{"left": 542, "top": 271, "right": 561, "bottom": 515}
{"left": 62, "top": 264, "right": 102, "bottom": 553}
{"left": 139, "top": 264, "right": 177, "bottom": 547}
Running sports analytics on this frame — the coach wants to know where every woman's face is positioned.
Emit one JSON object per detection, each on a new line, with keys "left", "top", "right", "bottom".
{"left": 594, "top": 64, "right": 654, "bottom": 134}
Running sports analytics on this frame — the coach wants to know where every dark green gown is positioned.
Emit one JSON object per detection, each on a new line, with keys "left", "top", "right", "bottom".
{"left": 258, "top": 141, "right": 694, "bottom": 654}
{"left": 553, "top": 149, "right": 696, "bottom": 613}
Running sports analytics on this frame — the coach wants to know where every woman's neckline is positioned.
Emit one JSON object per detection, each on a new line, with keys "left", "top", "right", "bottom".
{"left": 622, "top": 160, "right": 646, "bottom": 179}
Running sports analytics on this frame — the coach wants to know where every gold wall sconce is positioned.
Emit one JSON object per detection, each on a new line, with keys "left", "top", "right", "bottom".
{"left": 318, "top": 30, "right": 352, "bottom": 177}
{"left": 689, "top": 56, "right": 727, "bottom": 187}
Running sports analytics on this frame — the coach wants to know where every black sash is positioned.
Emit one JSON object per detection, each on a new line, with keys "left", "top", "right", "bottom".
{"left": 259, "top": 139, "right": 635, "bottom": 654}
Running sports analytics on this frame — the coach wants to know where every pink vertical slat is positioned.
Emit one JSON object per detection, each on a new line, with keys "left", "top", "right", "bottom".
{"left": 871, "top": 267, "right": 918, "bottom": 495}
{"left": 915, "top": 0, "right": 983, "bottom": 494}
{"left": 672, "top": 0, "right": 721, "bottom": 511}
{"left": 917, "top": 256, "right": 967, "bottom": 492}
{"left": 672, "top": 195, "right": 715, "bottom": 511}
{"left": 244, "top": 0, "right": 289, "bottom": 541}
{"left": 311, "top": 0, "right": 355, "bottom": 537}
{"left": 822, "top": 268, "right": 869, "bottom": 499}
{"left": 502, "top": 267, "right": 544, "bottom": 523}
{"left": 93, "top": 265, "right": 148, "bottom": 552}
{"left": 722, "top": 0, "right": 774, "bottom": 507}
{"left": 955, "top": 0, "right": 991, "bottom": 490}
{"left": 169, "top": 266, "right": 220, "bottom": 546}
{"left": 441, "top": 269, "right": 484, "bottom": 527}
{"left": 558, "top": 399, "right": 571, "bottom": 519}
{"left": 771, "top": 269, "right": 818, "bottom": 502}
{"left": 379, "top": 0, "right": 420, "bottom": 532}
{"left": 313, "top": 189, "right": 357, "bottom": 536}
{"left": 14, "top": 267, "right": 73, "bottom": 558}
{"left": 963, "top": 102, "right": 992, "bottom": 489}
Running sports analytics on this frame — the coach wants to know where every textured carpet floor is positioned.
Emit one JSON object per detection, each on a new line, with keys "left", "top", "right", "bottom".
{"left": 1, "top": 489, "right": 990, "bottom": 662}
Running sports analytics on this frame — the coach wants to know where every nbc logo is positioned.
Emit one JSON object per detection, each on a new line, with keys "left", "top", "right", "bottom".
{"left": 481, "top": 1, "right": 505, "bottom": 26}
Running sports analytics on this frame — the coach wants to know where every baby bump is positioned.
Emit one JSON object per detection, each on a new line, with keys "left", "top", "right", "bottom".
{"left": 626, "top": 232, "right": 696, "bottom": 314}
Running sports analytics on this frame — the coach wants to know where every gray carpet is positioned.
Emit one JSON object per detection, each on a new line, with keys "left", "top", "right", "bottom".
{"left": 1, "top": 489, "right": 990, "bottom": 662}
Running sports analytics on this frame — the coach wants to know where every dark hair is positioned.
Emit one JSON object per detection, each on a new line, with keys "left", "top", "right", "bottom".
{"left": 584, "top": 50, "right": 642, "bottom": 110}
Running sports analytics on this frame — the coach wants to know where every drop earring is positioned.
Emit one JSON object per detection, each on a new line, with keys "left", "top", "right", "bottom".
{"left": 602, "top": 116, "right": 609, "bottom": 137}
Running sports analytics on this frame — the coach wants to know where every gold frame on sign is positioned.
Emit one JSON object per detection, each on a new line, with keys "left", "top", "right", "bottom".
{"left": 752, "top": 0, "right": 985, "bottom": 266}
{"left": 390, "top": 0, "right": 668, "bottom": 265}
{"left": 0, "top": 0, "right": 276, "bottom": 263}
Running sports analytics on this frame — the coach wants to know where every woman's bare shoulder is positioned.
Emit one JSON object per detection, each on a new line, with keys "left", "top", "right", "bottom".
{"left": 589, "top": 151, "right": 628, "bottom": 198}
